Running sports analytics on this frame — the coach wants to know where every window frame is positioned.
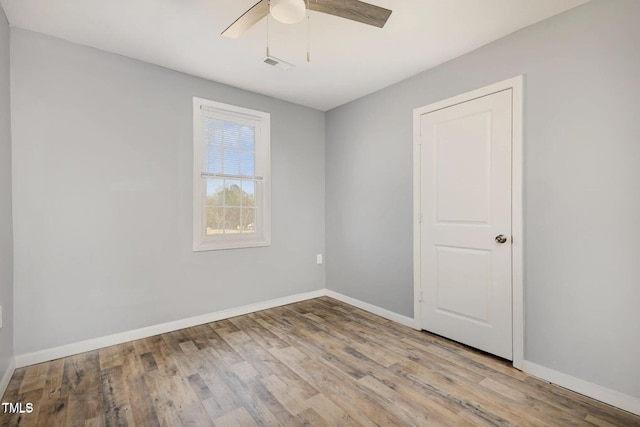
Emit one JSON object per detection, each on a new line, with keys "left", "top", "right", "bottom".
{"left": 192, "top": 97, "right": 271, "bottom": 251}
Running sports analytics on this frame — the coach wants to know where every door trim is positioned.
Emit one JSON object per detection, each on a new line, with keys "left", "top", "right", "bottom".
{"left": 412, "top": 76, "right": 524, "bottom": 369}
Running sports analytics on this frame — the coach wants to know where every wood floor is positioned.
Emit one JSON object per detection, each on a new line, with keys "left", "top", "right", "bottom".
{"left": 1, "top": 297, "right": 639, "bottom": 427}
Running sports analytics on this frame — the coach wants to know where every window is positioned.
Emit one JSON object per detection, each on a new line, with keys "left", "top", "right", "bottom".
{"left": 193, "top": 97, "right": 271, "bottom": 251}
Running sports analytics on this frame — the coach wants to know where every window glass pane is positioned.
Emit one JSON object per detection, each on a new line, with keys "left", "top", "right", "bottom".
{"left": 240, "top": 151, "right": 255, "bottom": 176}
{"left": 225, "top": 180, "right": 242, "bottom": 207}
{"left": 240, "top": 125, "right": 255, "bottom": 151}
{"left": 224, "top": 207, "right": 241, "bottom": 233}
{"left": 223, "top": 122, "right": 240, "bottom": 149}
{"left": 205, "top": 146, "right": 223, "bottom": 174}
{"left": 223, "top": 149, "right": 240, "bottom": 175}
{"left": 206, "top": 179, "right": 224, "bottom": 206}
{"left": 206, "top": 207, "right": 224, "bottom": 235}
{"left": 242, "top": 181, "right": 255, "bottom": 208}
{"left": 204, "top": 118, "right": 224, "bottom": 146}
{"left": 242, "top": 208, "right": 255, "bottom": 233}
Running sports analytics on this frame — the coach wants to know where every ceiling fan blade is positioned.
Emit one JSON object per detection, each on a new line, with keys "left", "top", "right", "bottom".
{"left": 307, "top": 0, "right": 392, "bottom": 28}
{"left": 221, "top": 0, "right": 269, "bottom": 39}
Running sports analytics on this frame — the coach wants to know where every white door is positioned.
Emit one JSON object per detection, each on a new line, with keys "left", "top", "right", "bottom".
{"left": 419, "top": 89, "right": 513, "bottom": 360}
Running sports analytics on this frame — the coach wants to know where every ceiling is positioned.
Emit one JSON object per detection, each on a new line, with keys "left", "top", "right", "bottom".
{"left": 0, "top": 0, "right": 589, "bottom": 111}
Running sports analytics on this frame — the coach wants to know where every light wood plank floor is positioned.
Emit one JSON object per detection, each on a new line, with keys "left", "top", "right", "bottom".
{"left": 1, "top": 297, "right": 639, "bottom": 426}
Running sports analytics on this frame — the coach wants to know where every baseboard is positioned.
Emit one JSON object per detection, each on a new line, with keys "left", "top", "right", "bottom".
{"left": 523, "top": 361, "right": 640, "bottom": 416}
{"left": 14, "top": 289, "right": 326, "bottom": 368}
{"left": 325, "top": 290, "right": 415, "bottom": 328}
{"left": 0, "top": 357, "right": 16, "bottom": 399}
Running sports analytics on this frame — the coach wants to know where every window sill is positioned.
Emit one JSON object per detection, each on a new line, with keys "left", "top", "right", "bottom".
{"left": 193, "top": 237, "right": 271, "bottom": 252}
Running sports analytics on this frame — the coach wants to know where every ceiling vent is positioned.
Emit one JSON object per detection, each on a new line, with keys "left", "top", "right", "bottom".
{"left": 262, "top": 55, "right": 295, "bottom": 71}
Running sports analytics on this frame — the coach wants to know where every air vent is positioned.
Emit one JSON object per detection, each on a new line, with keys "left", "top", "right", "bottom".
{"left": 262, "top": 55, "right": 295, "bottom": 71}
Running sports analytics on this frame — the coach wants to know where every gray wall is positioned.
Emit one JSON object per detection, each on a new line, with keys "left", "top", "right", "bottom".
{"left": 0, "top": 4, "right": 13, "bottom": 384}
{"left": 10, "top": 29, "right": 325, "bottom": 355}
{"left": 326, "top": 0, "right": 640, "bottom": 398}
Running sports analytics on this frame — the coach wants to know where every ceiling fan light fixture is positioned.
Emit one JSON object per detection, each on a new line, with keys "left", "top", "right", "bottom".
{"left": 270, "top": 0, "right": 306, "bottom": 24}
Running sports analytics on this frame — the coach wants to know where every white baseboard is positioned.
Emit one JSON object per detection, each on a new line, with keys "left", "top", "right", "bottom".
{"left": 14, "top": 289, "right": 326, "bottom": 368}
{"left": 523, "top": 361, "right": 640, "bottom": 416}
{"left": 325, "top": 290, "right": 415, "bottom": 328}
{"left": 0, "top": 357, "right": 16, "bottom": 399}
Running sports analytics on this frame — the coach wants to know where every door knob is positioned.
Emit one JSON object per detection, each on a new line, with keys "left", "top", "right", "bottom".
{"left": 495, "top": 234, "right": 508, "bottom": 244}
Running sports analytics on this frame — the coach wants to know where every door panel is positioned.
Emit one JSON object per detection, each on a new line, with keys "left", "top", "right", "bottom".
{"left": 420, "top": 89, "right": 513, "bottom": 360}
{"left": 435, "top": 246, "right": 491, "bottom": 323}
{"left": 436, "top": 112, "right": 491, "bottom": 223}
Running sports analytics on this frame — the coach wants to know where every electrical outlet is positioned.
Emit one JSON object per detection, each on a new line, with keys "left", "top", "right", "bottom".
{"left": 317, "top": 254, "right": 323, "bottom": 265}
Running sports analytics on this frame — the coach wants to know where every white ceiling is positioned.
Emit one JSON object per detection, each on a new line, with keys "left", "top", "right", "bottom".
{"left": 1, "top": 0, "right": 589, "bottom": 111}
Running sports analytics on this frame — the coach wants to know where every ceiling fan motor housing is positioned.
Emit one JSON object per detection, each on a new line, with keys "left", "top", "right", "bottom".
{"left": 270, "top": 0, "right": 306, "bottom": 24}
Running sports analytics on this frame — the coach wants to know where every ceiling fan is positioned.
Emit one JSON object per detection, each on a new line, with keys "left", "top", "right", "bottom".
{"left": 222, "top": 0, "right": 392, "bottom": 38}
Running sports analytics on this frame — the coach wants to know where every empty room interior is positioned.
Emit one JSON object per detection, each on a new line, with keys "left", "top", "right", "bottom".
{"left": 1, "top": 0, "right": 639, "bottom": 425}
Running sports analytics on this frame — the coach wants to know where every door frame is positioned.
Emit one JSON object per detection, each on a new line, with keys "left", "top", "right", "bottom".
{"left": 412, "top": 76, "right": 524, "bottom": 369}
